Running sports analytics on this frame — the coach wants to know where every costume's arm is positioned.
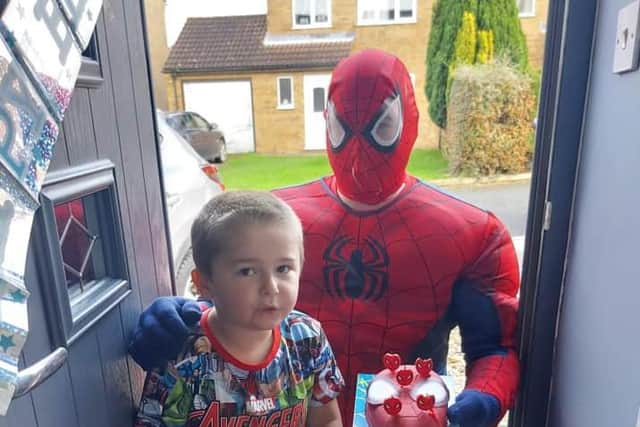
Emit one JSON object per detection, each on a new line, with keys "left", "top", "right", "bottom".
{"left": 452, "top": 212, "right": 520, "bottom": 421}
{"left": 129, "top": 297, "right": 211, "bottom": 370}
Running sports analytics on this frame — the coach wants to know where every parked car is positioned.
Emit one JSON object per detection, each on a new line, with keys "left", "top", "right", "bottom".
{"left": 157, "top": 110, "right": 224, "bottom": 296}
{"left": 165, "top": 111, "right": 227, "bottom": 163}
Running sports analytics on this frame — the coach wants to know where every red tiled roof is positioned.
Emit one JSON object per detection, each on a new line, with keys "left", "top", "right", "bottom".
{"left": 163, "top": 15, "right": 353, "bottom": 73}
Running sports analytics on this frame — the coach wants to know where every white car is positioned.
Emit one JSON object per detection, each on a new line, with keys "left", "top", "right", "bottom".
{"left": 157, "top": 110, "right": 224, "bottom": 296}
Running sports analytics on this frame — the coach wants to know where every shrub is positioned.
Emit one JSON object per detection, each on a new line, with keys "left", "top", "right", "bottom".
{"left": 443, "top": 62, "right": 536, "bottom": 176}
{"left": 425, "top": 0, "right": 528, "bottom": 129}
{"left": 477, "top": 0, "right": 529, "bottom": 70}
{"left": 477, "top": 30, "right": 494, "bottom": 64}
{"left": 426, "top": 0, "right": 467, "bottom": 129}
{"left": 447, "top": 11, "right": 478, "bottom": 94}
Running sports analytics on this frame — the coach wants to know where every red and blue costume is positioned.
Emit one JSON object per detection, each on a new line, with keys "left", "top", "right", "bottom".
{"left": 130, "top": 49, "right": 520, "bottom": 426}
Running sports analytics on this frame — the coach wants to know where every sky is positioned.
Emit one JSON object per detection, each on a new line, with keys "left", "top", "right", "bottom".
{"left": 164, "top": 0, "right": 268, "bottom": 46}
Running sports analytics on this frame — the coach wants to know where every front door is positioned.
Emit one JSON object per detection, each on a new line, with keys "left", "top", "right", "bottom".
{"left": 0, "top": 1, "right": 172, "bottom": 425}
{"left": 304, "top": 74, "right": 331, "bottom": 150}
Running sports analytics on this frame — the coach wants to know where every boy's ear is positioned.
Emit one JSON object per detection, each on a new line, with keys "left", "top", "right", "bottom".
{"left": 191, "top": 269, "right": 213, "bottom": 299}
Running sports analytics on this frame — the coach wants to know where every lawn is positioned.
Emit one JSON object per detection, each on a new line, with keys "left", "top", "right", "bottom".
{"left": 218, "top": 149, "right": 448, "bottom": 190}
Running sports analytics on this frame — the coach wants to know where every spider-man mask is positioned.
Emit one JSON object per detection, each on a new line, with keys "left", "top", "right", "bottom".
{"left": 326, "top": 49, "right": 419, "bottom": 205}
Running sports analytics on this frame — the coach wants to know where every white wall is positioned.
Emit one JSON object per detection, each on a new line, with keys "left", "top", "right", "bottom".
{"left": 548, "top": 0, "right": 640, "bottom": 425}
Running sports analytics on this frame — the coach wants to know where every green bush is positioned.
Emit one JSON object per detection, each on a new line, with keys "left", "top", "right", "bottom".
{"left": 425, "top": 0, "right": 467, "bottom": 129}
{"left": 425, "top": 0, "right": 529, "bottom": 129}
{"left": 477, "top": 30, "right": 494, "bottom": 64}
{"left": 527, "top": 66, "right": 542, "bottom": 105}
{"left": 443, "top": 62, "right": 536, "bottom": 176}
{"left": 447, "top": 11, "right": 478, "bottom": 95}
{"left": 453, "top": 11, "right": 478, "bottom": 65}
{"left": 477, "top": 0, "right": 529, "bottom": 70}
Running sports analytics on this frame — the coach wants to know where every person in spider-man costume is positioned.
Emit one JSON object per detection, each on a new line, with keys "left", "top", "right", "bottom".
{"left": 129, "top": 49, "right": 520, "bottom": 427}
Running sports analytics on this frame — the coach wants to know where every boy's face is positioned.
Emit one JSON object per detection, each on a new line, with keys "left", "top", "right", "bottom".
{"left": 195, "top": 221, "right": 301, "bottom": 332}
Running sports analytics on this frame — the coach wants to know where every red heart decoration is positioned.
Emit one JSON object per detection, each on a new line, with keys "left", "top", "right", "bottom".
{"left": 417, "top": 394, "right": 435, "bottom": 411}
{"left": 383, "top": 353, "right": 401, "bottom": 371}
{"left": 415, "top": 357, "right": 433, "bottom": 377}
{"left": 396, "top": 368, "right": 414, "bottom": 386}
{"left": 383, "top": 397, "right": 402, "bottom": 415}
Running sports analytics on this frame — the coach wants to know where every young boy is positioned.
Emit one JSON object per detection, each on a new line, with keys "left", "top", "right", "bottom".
{"left": 134, "top": 191, "right": 344, "bottom": 427}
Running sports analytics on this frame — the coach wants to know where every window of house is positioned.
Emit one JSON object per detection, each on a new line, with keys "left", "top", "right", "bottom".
{"left": 358, "top": 0, "right": 416, "bottom": 25}
{"left": 517, "top": 0, "right": 535, "bottom": 17}
{"left": 277, "top": 77, "right": 294, "bottom": 109}
{"left": 293, "top": 0, "right": 331, "bottom": 29}
{"left": 38, "top": 161, "right": 129, "bottom": 346}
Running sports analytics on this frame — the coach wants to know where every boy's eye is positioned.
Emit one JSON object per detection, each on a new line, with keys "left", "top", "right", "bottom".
{"left": 238, "top": 267, "right": 256, "bottom": 276}
{"left": 277, "top": 265, "right": 291, "bottom": 274}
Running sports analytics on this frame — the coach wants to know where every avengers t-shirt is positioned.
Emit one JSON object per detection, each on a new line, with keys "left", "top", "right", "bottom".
{"left": 134, "top": 310, "right": 344, "bottom": 427}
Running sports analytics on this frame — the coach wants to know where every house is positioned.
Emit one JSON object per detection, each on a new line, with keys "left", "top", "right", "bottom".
{"left": 161, "top": 0, "right": 548, "bottom": 154}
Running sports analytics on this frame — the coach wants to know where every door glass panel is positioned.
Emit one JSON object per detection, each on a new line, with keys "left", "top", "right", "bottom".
{"left": 313, "top": 87, "right": 325, "bottom": 112}
{"left": 54, "top": 194, "right": 106, "bottom": 294}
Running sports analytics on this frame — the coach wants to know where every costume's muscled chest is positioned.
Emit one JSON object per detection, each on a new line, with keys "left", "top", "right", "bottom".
{"left": 274, "top": 180, "right": 493, "bottom": 420}
{"left": 297, "top": 208, "right": 463, "bottom": 322}
{"left": 285, "top": 184, "right": 486, "bottom": 335}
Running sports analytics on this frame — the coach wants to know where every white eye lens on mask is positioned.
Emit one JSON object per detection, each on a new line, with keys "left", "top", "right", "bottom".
{"left": 371, "top": 94, "right": 403, "bottom": 148}
{"left": 327, "top": 100, "right": 347, "bottom": 149}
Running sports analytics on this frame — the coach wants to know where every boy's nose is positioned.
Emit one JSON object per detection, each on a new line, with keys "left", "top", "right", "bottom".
{"left": 261, "top": 274, "right": 280, "bottom": 295}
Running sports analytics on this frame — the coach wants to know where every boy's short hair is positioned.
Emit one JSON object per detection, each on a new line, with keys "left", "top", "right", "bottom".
{"left": 191, "top": 190, "right": 304, "bottom": 278}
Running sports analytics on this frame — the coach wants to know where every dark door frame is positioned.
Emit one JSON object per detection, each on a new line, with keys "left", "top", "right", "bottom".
{"left": 142, "top": 0, "right": 600, "bottom": 425}
{"left": 511, "top": 0, "right": 599, "bottom": 426}
{"left": 139, "top": 0, "right": 176, "bottom": 294}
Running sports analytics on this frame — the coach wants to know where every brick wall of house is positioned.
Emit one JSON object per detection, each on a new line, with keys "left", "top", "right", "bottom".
{"left": 252, "top": 71, "right": 312, "bottom": 153}
{"left": 166, "top": 69, "right": 335, "bottom": 154}
{"left": 267, "top": 0, "right": 355, "bottom": 33}
{"left": 521, "top": 0, "right": 549, "bottom": 70}
{"left": 143, "top": 0, "right": 170, "bottom": 110}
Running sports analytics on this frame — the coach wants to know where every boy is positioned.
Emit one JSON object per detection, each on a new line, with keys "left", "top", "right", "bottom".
{"left": 134, "top": 191, "right": 344, "bottom": 427}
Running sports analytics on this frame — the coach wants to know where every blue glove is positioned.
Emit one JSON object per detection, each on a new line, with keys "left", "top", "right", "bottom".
{"left": 128, "top": 296, "right": 204, "bottom": 370}
{"left": 447, "top": 390, "right": 501, "bottom": 427}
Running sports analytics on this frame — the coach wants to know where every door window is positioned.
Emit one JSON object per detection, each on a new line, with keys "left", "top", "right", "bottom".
{"left": 313, "top": 87, "right": 325, "bottom": 112}
{"left": 38, "top": 162, "right": 130, "bottom": 345}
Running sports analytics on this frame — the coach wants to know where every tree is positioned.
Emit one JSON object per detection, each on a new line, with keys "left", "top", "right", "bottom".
{"left": 425, "top": 0, "right": 529, "bottom": 129}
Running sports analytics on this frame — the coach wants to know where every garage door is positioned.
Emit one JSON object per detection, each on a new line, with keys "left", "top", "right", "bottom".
{"left": 182, "top": 80, "right": 255, "bottom": 153}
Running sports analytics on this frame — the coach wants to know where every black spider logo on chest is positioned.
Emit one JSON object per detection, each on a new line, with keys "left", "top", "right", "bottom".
{"left": 322, "top": 235, "right": 390, "bottom": 301}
